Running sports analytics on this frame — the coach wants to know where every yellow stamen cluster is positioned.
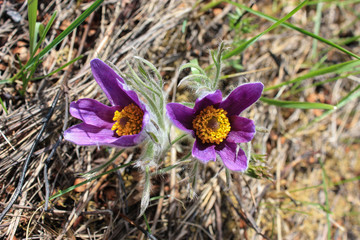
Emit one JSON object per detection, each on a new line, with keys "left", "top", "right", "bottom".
{"left": 192, "top": 105, "right": 231, "bottom": 144}
{"left": 111, "top": 103, "right": 143, "bottom": 136}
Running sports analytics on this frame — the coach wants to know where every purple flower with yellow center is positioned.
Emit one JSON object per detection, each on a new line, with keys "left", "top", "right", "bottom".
{"left": 166, "top": 82, "right": 263, "bottom": 171}
{"left": 64, "top": 59, "right": 149, "bottom": 147}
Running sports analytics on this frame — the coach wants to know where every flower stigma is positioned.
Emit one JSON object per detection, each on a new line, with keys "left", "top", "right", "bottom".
{"left": 112, "top": 103, "right": 144, "bottom": 136}
{"left": 192, "top": 105, "right": 231, "bottom": 144}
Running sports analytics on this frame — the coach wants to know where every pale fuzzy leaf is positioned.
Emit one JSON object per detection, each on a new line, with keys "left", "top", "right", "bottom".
{"left": 178, "top": 74, "right": 211, "bottom": 87}
{"left": 179, "top": 62, "right": 206, "bottom": 76}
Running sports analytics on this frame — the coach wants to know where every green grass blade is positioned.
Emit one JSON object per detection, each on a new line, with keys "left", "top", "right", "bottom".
{"left": 224, "top": 0, "right": 360, "bottom": 60}
{"left": 151, "top": 152, "right": 192, "bottom": 176}
{"left": 0, "top": 97, "right": 8, "bottom": 114}
{"left": 28, "top": 0, "right": 38, "bottom": 56}
{"left": 31, "top": 11, "right": 57, "bottom": 59}
{"left": 265, "top": 60, "right": 360, "bottom": 91}
{"left": 81, "top": 150, "right": 124, "bottom": 177}
{"left": 182, "top": 19, "right": 187, "bottom": 33}
{"left": 297, "top": 84, "right": 360, "bottom": 131}
{"left": 0, "top": 79, "right": 11, "bottom": 84}
{"left": 290, "top": 175, "right": 360, "bottom": 193}
{"left": 26, "top": 0, "right": 103, "bottom": 70}
{"left": 150, "top": 195, "right": 167, "bottom": 201}
{"left": 334, "top": 84, "right": 360, "bottom": 109}
{"left": 307, "top": 0, "right": 360, "bottom": 6}
{"left": 38, "top": 22, "right": 44, "bottom": 37}
{"left": 223, "top": 0, "right": 309, "bottom": 60}
{"left": 20, "top": 58, "right": 41, "bottom": 95}
{"left": 291, "top": 70, "right": 360, "bottom": 95}
{"left": 4, "top": 0, "right": 101, "bottom": 85}
{"left": 31, "top": 55, "right": 83, "bottom": 81}
{"left": 201, "top": 0, "right": 223, "bottom": 12}
{"left": 279, "top": 208, "right": 312, "bottom": 216}
{"left": 260, "top": 97, "right": 335, "bottom": 109}
{"left": 143, "top": 214, "right": 151, "bottom": 233}
{"left": 311, "top": 2, "right": 324, "bottom": 58}
{"left": 320, "top": 160, "right": 332, "bottom": 239}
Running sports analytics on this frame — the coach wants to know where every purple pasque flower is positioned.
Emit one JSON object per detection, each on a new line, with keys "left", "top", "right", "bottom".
{"left": 64, "top": 58, "right": 149, "bottom": 147}
{"left": 166, "top": 82, "right": 263, "bottom": 171}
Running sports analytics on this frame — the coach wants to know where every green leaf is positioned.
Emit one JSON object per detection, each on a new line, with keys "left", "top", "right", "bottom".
{"left": 260, "top": 97, "right": 336, "bottom": 110}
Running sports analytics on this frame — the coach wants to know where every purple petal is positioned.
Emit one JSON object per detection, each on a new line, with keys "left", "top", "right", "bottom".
{"left": 70, "top": 99, "right": 120, "bottom": 129}
{"left": 91, "top": 59, "right": 133, "bottom": 106}
{"left": 219, "top": 82, "right": 263, "bottom": 116}
{"left": 64, "top": 123, "right": 147, "bottom": 147}
{"left": 192, "top": 139, "right": 216, "bottom": 163}
{"left": 166, "top": 103, "right": 195, "bottom": 133}
{"left": 63, "top": 123, "right": 118, "bottom": 146}
{"left": 226, "top": 116, "right": 256, "bottom": 143}
{"left": 216, "top": 142, "right": 248, "bottom": 171}
{"left": 194, "top": 90, "right": 223, "bottom": 114}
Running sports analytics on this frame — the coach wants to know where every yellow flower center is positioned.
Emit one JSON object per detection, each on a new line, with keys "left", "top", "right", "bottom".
{"left": 111, "top": 103, "right": 144, "bottom": 136}
{"left": 192, "top": 105, "right": 231, "bottom": 144}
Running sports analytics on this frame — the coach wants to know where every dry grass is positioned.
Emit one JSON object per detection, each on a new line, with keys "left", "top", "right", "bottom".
{"left": 1, "top": 0, "right": 360, "bottom": 239}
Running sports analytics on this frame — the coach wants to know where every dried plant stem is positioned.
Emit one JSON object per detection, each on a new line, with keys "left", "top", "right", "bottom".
{"left": 119, "top": 213, "right": 158, "bottom": 240}
{"left": 7, "top": 191, "right": 28, "bottom": 239}
{"left": 276, "top": 138, "right": 286, "bottom": 240}
{"left": 94, "top": 1, "right": 122, "bottom": 58}
{"left": 0, "top": 89, "right": 62, "bottom": 222}
{"left": 44, "top": 135, "right": 63, "bottom": 211}
{"left": 55, "top": 167, "right": 110, "bottom": 239}
{"left": 151, "top": 181, "right": 165, "bottom": 233}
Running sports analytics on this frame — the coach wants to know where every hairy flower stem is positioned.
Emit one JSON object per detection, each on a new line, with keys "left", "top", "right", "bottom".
{"left": 140, "top": 165, "right": 151, "bottom": 217}
{"left": 212, "top": 42, "right": 225, "bottom": 90}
